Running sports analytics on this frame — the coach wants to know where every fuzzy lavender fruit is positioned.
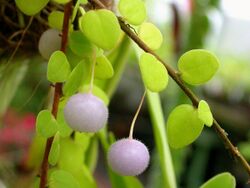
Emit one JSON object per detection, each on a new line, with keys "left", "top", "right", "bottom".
{"left": 108, "top": 138, "right": 150, "bottom": 176}
{"left": 64, "top": 93, "right": 108, "bottom": 132}
{"left": 38, "top": 29, "right": 61, "bottom": 60}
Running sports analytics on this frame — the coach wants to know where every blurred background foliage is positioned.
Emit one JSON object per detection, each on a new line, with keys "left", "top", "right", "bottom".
{"left": 1, "top": 0, "right": 250, "bottom": 187}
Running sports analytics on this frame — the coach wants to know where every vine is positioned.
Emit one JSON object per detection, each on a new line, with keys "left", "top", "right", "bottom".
{"left": 88, "top": 0, "right": 250, "bottom": 177}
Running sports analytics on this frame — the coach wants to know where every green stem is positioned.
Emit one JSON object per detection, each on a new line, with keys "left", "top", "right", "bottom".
{"left": 147, "top": 91, "right": 177, "bottom": 188}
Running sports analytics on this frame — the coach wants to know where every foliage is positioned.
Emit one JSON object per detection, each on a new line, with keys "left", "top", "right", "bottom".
{"left": 0, "top": 0, "right": 244, "bottom": 187}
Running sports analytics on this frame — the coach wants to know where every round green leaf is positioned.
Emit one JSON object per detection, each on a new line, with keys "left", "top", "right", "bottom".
{"left": 138, "top": 22, "right": 163, "bottom": 50}
{"left": 52, "top": 0, "right": 70, "bottom": 4}
{"left": 69, "top": 31, "right": 95, "bottom": 58}
{"left": 80, "top": 85, "right": 109, "bottom": 105}
{"left": 47, "top": 51, "right": 71, "bottom": 83}
{"left": 58, "top": 138, "right": 84, "bottom": 172}
{"left": 63, "top": 62, "right": 85, "bottom": 96}
{"left": 178, "top": 49, "right": 219, "bottom": 85}
{"left": 49, "top": 170, "right": 81, "bottom": 188}
{"left": 48, "top": 11, "right": 64, "bottom": 30}
{"left": 95, "top": 55, "right": 114, "bottom": 79}
{"left": 139, "top": 53, "right": 168, "bottom": 92}
{"left": 48, "top": 132, "right": 60, "bottom": 166}
{"left": 118, "top": 0, "right": 146, "bottom": 25}
{"left": 74, "top": 132, "right": 92, "bottom": 152}
{"left": 167, "top": 104, "right": 204, "bottom": 149}
{"left": 198, "top": 100, "right": 213, "bottom": 127}
{"left": 36, "top": 110, "right": 58, "bottom": 138}
{"left": 79, "top": 10, "right": 122, "bottom": 50}
{"left": 200, "top": 172, "right": 236, "bottom": 188}
{"left": 57, "top": 107, "right": 73, "bottom": 137}
{"left": 15, "top": 0, "right": 49, "bottom": 15}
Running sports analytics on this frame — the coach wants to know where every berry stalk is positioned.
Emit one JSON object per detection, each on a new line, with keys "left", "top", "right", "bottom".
{"left": 129, "top": 90, "right": 146, "bottom": 139}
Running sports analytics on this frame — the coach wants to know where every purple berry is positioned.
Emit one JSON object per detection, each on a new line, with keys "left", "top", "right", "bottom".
{"left": 64, "top": 93, "right": 108, "bottom": 132}
{"left": 38, "top": 29, "right": 61, "bottom": 60}
{"left": 108, "top": 138, "right": 150, "bottom": 176}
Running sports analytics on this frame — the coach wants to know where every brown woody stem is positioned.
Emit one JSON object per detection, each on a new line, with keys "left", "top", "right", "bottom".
{"left": 39, "top": 2, "right": 72, "bottom": 188}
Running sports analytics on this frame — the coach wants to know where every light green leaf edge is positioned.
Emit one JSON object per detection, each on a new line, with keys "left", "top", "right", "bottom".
{"left": 198, "top": 100, "right": 213, "bottom": 127}
{"left": 200, "top": 172, "right": 236, "bottom": 188}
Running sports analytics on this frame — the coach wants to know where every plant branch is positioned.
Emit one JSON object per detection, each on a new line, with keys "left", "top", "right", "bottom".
{"left": 39, "top": 2, "right": 72, "bottom": 188}
{"left": 89, "top": 0, "right": 250, "bottom": 178}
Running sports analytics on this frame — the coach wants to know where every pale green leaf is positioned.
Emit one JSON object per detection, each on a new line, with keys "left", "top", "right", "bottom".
{"left": 167, "top": 104, "right": 204, "bottom": 149}
{"left": 200, "top": 172, "right": 236, "bottom": 188}
{"left": 47, "top": 51, "right": 71, "bottom": 83}
{"left": 178, "top": 49, "right": 219, "bottom": 85}
{"left": 74, "top": 132, "right": 92, "bottom": 152}
{"left": 73, "top": 165, "right": 97, "bottom": 188}
{"left": 36, "top": 110, "right": 58, "bottom": 138}
{"left": 58, "top": 138, "right": 84, "bottom": 171}
{"left": 48, "top": 132, "right": 60, "bottom": 166}
{"left": 69, "top": 31, "right": 95, "bottom": 58}
{"left": 124, "top": 176, "right": 144, "bottom": 188}
{"left": 118, "top": 0, "right": 146, "bottom": 25}
{"left": 139, "top": 53, "right": 168, "bottom": 92}
{"left": 49, "top": 170, "right": 81, "bottom": 188}
{"left": 48, "top": 11, "right": 64, "bottom": 30}
{"left": 198, "top": 100, "right": 213, "bottom": 127}
{"left": 15, "top": 0, "right": 49, "bottom": 15}
{"left": 95, "top": 55, "right": 114, "bottom": 79}
{"left": 138, "top": 22, "right": 163, "bottom": 50}
{"left": 63, "top": 62, "right": 85, "bottom": 96}
{"left": 57, "top": 103, "right": 73, "bottom": 137}
{"left": 52, "top": 0, "right": 70, "bottom": 4}
{"left": 79, "top": 10, "right": 122, "bottom": 50}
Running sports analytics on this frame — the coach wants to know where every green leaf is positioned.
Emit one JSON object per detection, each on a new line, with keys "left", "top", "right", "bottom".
{"left": 85, "top": 137, "right": 99, "bottom": 172}
{"left": 139, "top": 53, "right": 168, "bottom": 92}
{"left": 69, "top": 31, "right": 95, "bottom": 58}
{"left": 63, "top": 62, "right": 85, "bottom": 96}
{"left": 48, "top": 11, "right": 64, "bottom": 30}
{"left": 57, "top": 106, "right": 73, "bottom": 137}
{"left": 36, "top": 110, "right": 58, "bottom": 138}
{"left": 198, "top": 100, "right": 213, "bottom": 127}
{"left": 47, "top": 51, "right": 71, "bottom": 83}
{"left": 72, "top": 165, "right": 97, "bottom": 188}
{"left": 200, "top": 172, "right": 236, "bottom": 188}
{"left": 123, "top": 176, "right": 144, "bottom": 188}
{"left": 52, "top": 0, "right": 70, "bottom": 4}
{"left": 58, "top": 138, "right": 84, "bottom": 172}
{"left": 138, "top": 22, "right": 163, "bottom": 50}
{"left": 80, "top": 85, "right": 109, "bottom": 105}
{"left": 95, "top": 55, "right": 114, "bottom": 79}
{"left": 147, "top": 91, "right": 177, "bottom": 188}
{"left": 79, "top": 0, "right": 87, "bottom": 4}
{"left": 26, "top": 135, "right": 46, "bottom": 169}
{"left": 49, "top": 170, "right": 81, "bottom": 188}
{"left": 79, "top": 10, "right": 122, "bottom": 50}
{"left": 74, "top": 132, "right": 92, "bottom": 152}
{"left": 118, "top": 0, "right": 146, "bottom": 25}
{"left": 15, "top": 0, "right": 49, "bottom": 15}
{"left": 178, "top": 49, "right": 219, "bottom": 85}
{"left": 49, "top": 132, "right": 60, "bottom": 166}
{"left": 167, "top": 104, "right": 204, "bottom": 149}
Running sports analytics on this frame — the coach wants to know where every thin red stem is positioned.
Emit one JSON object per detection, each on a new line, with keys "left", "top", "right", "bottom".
{"left": 39, "top": 2, "right": 72, "bottom": 188}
